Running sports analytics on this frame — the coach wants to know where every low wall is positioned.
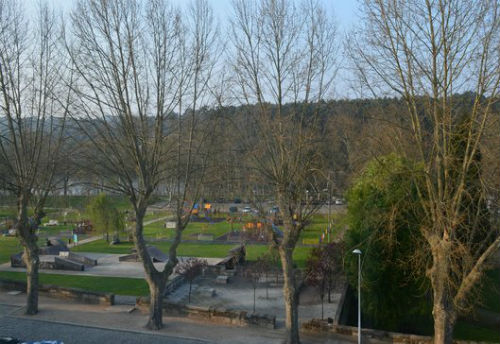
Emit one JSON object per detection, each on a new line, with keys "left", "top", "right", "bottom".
{"left": 0, "top": 278, "right": 114, "bottom": 306}
{"left": 302, "top": 319, "right": 488, "bottom": 344}
{"left": 59, "top": 252, "right": 98, "bottom": 266}
{"left": 54, "top": 257, "right": 85, "bottom": 271}
{"left": 136, "top": 297, "right": 275, "bottom": 329}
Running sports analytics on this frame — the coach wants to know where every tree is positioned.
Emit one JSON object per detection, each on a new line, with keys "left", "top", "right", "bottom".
{"left": 245, "top": 256, "right": 268, "bottom": 313}
{"left": 0, "top": 1, "right": 70, "bottom": 315}
{"left": 86, "top": 194, "right": 124, "bottom": 243}
{"left": 344, "top": 155, "right": 428, "bottom": 330}
{"left": 229, "top": 1, "right": 338, "bottom": 342}
{"left": 348, "top": 1, "right": 500, "bottom": 342}
{"left": 305, "top": 243, "right": 343, "bottom": 320}
{"left": 175, "top": 258, "right": 207, "bottom": 303}
{"left": 68, "top": 0, "right": 218, "bottom": 330}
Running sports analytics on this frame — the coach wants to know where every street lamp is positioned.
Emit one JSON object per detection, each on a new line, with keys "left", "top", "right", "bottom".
{"left": 352, "top": 249, "right": 362, "bottom": 344}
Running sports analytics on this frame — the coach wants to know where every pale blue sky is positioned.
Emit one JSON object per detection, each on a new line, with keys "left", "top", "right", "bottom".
{"left": 32, "top": 0, "right": 358, "bottom": 32}
{"left": 27, "top": 0, "right": 359, "bottom": 98}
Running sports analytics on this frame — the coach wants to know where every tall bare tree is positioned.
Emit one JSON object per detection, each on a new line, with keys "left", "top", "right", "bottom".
{"left": 229, "top": 1, "right": 338, "bottom": 342}
{"left": 68, "top": 0, "right": 218, "bottom": 330}
{"left": 168, "top": 0, "right": 220, "bottom": 276}
{"left": 0, "top": 1, "right": 69, "bottom": 315}
{"left": 349, "top": 1, "right": 500, "bottom": 342}
{"left": 67, "top": 0, "right": 182, "bottom": 329}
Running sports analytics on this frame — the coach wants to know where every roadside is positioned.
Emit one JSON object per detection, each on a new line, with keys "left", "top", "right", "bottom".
{"left": 0, "top": 291, "right": 354, "bottom": 344}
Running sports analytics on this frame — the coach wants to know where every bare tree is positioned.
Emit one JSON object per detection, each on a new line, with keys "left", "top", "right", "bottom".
{"left": 168, "top": 0, "right": 221, "bottom": 279}
{"left": 229, "top": 1, "right": 338, "bottom": 342}
{"left": 68, "top": 0, "right": 218, "bottom": 330}
{"left": 175, "top": 258, "right": 207, "bottom": 303}
{"left": 67, "top": 0, "right": 182, "bottom": 330}
{"left": 349, "top": 1, "right": 500, "bottom": 342}
{"left": 0, "top": 1, "right": 69, "bottom": 315}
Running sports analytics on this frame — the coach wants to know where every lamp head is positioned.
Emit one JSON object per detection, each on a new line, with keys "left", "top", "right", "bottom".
{"left": 352, "top": 249, "right": 362, "bottom": 255}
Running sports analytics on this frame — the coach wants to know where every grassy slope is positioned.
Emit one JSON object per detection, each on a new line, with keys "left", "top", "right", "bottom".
{"left": 0, "top": 271, "right": 148, "bottom": 296}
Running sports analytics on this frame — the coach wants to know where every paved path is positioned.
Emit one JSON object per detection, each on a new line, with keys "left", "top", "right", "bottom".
{"left": 0, "top": 292, "right": 354, "bottom": 344}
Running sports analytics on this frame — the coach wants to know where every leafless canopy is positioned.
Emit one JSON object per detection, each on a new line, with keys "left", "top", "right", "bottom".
{"left": 348, "top": 0, "right": 500, "bottom": 342}
{"left": 229, "top": 1, "right": 338, "bottom": 342}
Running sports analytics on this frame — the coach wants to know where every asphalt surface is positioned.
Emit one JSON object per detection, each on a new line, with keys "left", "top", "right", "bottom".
{"left": 0, "top": 314, "right": 206, "bottom": 344}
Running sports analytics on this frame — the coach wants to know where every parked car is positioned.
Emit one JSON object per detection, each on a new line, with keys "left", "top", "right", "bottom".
{"left": 269, "top": 206, "right": 280, "bottom": 214}
{"left": 229, "top": 206, "right": 238, "bottom": 213}
{"left": 335, "top": 199, "right": 344, "bottom": 205}
{"left": 242, "top": 206, "right": 253, "bottom": 214}
{"left": 44, "top": 219, "right": 59, "bottom": 226}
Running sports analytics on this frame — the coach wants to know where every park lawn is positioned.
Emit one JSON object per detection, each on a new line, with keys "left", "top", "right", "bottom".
{"left": 182, "top": 221, "right": 238, "bottom": 239}
{"left": 481, "top": 269, "right": 500, "bottom": 313}
{"left": 454, "top": 320, "right": 500, "bottom": 342}
{"left": 143, "top": 220, "right": 241, "bottom": 240}
{"left": 37, "top": 224, "right": 73, "bottom": 236}
{"left": 144, "top": 211, "right": 172, "bottom": 222}
{"left": 0, "top": 207, "right": 17, "bottom": 218}
{"left": 0, "top": 237, "right": 22, "bottom": 263}
{"left": 143, "top": 221, "right": 168, "bottom": 239}
{"left": 0, "top": 271, "right": 149, "bottom": 296}
{"left": 73, "top": 240, "right": 312, "bottom": 267}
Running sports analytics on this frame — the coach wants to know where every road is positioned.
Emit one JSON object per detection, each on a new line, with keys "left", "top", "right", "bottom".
{"left": 0, "top": 316, "right": 205, "bottom": 344}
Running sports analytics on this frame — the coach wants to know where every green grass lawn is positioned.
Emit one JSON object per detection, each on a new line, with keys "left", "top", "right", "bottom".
{"left": 0, "top": 237, "right": 22, "bottom": 263}
{"left": 454, "top": 320, "right": 500, "bottom": 342}
{"left": 144, "top": 211, "right": 172, "bottom": 222}
{"left": 144, "top": 220, "right": 243, "bottom": 240}
{"left": 73, "top": 239, "right": 312, "bottom": 267}
{"left": 0, "top": 207, "right": 17, "bottom": 218}
{"left": 0, "top": 271, "right": 149, "bottom": 296}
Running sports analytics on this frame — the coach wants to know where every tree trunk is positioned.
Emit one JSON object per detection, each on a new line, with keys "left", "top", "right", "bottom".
{"left": 253, "top": 286, "right": 256, "bottom": 313}
{"left": 189, "top": 282, "right": 192, "bottom": 303}
{"left": 280, "top": 248, "right": 300, "bottom": 344}
{"left": 17, "top": 194, "right": 40, "bottom": 315}
{"left": 433, "top": 302, "right": 455, "bottom": 344}
{"left": 430, "top": 241, "right": 456, "bottom": 344}
{"left": 23, "top": 242, "right": 40, "bottom": 315}
{"left": 146, "top": 275, "right": 165, "bottom": 330}
{"left": 134, "top": 206, "right": 166, "bottom": 330}
{"left": 321, "top": 294, "right": 324, "bottom": 320}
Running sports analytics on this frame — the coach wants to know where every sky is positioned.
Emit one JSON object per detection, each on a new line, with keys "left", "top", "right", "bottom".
{"left": 32, "top": 0, "right": 359, "bottom": 32}
{"left": 26, "top": 0, "right": 360, "bottom": 98}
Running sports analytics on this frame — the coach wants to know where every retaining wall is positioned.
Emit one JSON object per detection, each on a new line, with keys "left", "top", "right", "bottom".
{"left": 136, "top": 297, "right": 276, "bottom": 329}
{"left": 0, "top": 278, "right": 114, "bottom": 306}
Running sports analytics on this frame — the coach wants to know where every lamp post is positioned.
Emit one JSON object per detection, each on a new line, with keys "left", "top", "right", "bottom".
{"left": 352, "top": 249, "right": 362, "bottom": 344}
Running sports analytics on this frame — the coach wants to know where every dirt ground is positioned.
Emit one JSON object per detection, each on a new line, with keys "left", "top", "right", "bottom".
{"left": 167, "top": 273, "right": 342, "bottom": 322}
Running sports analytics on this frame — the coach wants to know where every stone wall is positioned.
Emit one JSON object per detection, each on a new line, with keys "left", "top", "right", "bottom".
{"left": 0, "top": 278, "right": 114, "bottom": 306}
{"left": 302, "top": 319, "right": 488, "bottom": 344}
{"left": 136, "top": 297, "right": 276, "bottom": 329}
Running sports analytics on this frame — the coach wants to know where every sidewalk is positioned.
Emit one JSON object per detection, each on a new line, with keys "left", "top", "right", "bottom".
{"left": 0, "top": 291, "right": 354, "bottom": 344}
